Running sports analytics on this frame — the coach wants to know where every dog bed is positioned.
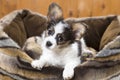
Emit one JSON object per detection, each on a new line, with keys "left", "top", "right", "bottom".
{"left": 0, "top": 9, "right": 120, "bottom": 80}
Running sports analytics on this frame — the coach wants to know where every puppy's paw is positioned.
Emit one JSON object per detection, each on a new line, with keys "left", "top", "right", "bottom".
{"left": 31, "top": 60, "right": 43, "bottom": 70}
{"left": 63, "top": 69, "right": 74, "bottom": 80}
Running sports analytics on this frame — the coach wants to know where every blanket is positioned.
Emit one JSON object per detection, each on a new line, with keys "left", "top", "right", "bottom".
{"left": 0, "top": 9, "right": 120, "bottom": 80}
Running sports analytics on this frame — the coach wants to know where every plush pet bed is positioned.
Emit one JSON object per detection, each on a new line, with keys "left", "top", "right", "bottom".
{"left": 0, "top": 9, "right": 120, "bottom": 80}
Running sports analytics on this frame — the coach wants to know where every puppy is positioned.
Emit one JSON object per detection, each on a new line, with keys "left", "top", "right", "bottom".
{"left": 31, "top": 3, "right": 95, "bottom": 80}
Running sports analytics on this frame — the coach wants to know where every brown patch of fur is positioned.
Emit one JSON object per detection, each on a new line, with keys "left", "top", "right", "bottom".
{"left": 72, "top": 23, "right": 86, "bottom": 41}
{"left": 47, "top": 3, "right": 63, "bottom": 22}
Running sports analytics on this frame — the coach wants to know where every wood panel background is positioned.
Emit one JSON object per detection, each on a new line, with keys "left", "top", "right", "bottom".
{"left": 0, "top": 0, "right": 120, "bottom": 18}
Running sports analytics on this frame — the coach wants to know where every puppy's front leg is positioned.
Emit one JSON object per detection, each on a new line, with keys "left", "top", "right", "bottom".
{"left": 63, "top": 62, "right": 79, "bottom": 80}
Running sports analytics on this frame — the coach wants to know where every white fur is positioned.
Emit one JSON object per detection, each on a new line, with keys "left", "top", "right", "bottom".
{"left": 32, "top": 40, "right": 80, "bottom": 79}
{"left": 42, "top": 21, "right": 68, "bottom": 50}
{"left": 54, "top": 22, "right": 65, "bottom": 35}
{"left": 31, "top": 22, "right": 81, "bottom": 79}
{"left": 31, "top": 22, "right": 92, "bottom": 80}
{"left": 52, "top": 22, "right": 68, "bottom": 39}
{"left": 42, "top": 36, "right": 57, "bottom": 49}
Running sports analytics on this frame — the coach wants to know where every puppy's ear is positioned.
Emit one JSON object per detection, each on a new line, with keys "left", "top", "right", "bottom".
{"left": 47, "top": 3, "right": 63, "bottom": 22}
{"left": 72, "top": 23, "right": 88, "bottom": 41}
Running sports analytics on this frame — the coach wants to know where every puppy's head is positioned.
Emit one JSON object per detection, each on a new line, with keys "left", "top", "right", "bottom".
{"left": 43, "top": 3, "right": 87, "bottom": 50}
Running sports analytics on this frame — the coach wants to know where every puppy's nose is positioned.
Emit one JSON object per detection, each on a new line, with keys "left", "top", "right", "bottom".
{"left": 46, "top": 41, "right": 52, "bottom": 47}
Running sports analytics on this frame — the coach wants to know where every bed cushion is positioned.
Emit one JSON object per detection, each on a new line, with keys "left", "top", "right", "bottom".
{"left": 0, "top": 9, "right": 120, "bottom": 80}
{"left": 100, "top": 16, "right": 120, "bottom": 50}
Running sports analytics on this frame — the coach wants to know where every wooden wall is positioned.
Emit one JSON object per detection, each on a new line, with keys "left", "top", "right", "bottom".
{"left": 0, "top": 0, "right": 120, "bottom": 18}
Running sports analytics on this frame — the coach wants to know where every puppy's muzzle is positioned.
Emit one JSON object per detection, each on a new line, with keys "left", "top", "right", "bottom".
{"left": 46, "top": 41, "right": 52, "bottom": 47}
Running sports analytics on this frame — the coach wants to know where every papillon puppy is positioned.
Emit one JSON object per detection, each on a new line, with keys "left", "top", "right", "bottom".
{"left": 31, "top": 3, "right": 95, "bottom": 80}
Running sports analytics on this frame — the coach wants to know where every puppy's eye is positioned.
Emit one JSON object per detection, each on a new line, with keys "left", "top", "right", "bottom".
{"left": 58, "top": 37, "right": 63, "bottom": 41}
{"left": 48, "top": 30, "right": 54, "bottom": 35}
{"left": 57, "top": 34, "right": 64, "bottom": 42}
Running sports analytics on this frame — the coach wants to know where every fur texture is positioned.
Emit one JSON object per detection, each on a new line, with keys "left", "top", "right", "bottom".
{"left": 31, "top": 3, "right": 95, "bottom": 80}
